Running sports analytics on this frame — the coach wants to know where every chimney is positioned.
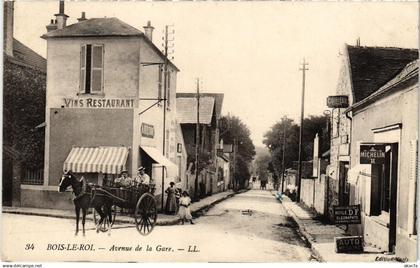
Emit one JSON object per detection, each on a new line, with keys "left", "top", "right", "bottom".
{"left": 77, "top": 12, "right": 87, "bottom": 22}
{"left": 46, "top": 19, "right": 58, "bottom": 32}
{"left": 55, "top": 0, "right": 68, "bottom": 30}
{"left": 143, "top": 21, "right": 154, "bottom": 41}
{"left": 3, "top": 1, "right": 14, "bottom": 57}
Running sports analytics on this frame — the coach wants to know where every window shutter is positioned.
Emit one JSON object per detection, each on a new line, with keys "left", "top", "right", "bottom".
{"left": 91, "top": 45, "right": 103, "bottom": 93}
{"left": 408, "top": 139, "right": 418, "bottom": 234}
{"left": 80, "top": 45, "right": 86, "bottom": 92}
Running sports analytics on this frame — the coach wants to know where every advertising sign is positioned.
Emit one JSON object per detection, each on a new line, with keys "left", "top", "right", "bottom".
{"left": 141, "top": 123, "right": 155, "bottom": 138}
{"left": 326, "top": 95, "right": 349, "bottom": 108}
{"left": 360, "top": 144, "right": 386, "bottom": 164}
{"left": 333, "top": 205, "right": 361, "bottom": 224}
{"left": 335, "top": 236, "right": 364, "bottom": 253}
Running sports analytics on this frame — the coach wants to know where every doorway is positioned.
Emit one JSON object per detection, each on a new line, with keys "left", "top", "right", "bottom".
{"left": 338, "top": 161, "right": 349, "bottom": 206}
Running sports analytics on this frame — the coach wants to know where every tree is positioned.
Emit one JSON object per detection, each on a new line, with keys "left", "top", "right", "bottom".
{"left": 219, "top": 115, "right": 256, "bottom": 189}
{"left": 263, "top": 115, "right": 329, "bottom": 176}
{"left": 254, "top": 153, "right": 271, "bottom": 182}
{"left": 3, "top": 62, "right": 46, "bottom": 170}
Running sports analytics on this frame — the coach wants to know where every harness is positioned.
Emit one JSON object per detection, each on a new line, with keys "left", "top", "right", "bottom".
{"left": 73, "top": 177, "right": 88, "bottom": 201}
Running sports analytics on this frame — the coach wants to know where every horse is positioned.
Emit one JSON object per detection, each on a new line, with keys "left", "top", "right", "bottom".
{"left": 58, "top": 171, "right": 113, "bottom": 236}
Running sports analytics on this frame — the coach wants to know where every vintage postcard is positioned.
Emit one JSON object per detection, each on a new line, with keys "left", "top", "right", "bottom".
{"left": 2, "top": 0, "right": 418, "bottom": 264}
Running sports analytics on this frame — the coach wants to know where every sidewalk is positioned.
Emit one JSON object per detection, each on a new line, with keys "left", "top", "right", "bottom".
{"left": 277, "top": 192, "right": 389, "bottom": 262}
{"left": 2, "top": 190, "right": 237, "bottom": 226}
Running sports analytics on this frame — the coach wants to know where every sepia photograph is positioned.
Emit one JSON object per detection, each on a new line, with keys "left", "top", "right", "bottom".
{"left": 1, "top": 0, "right": 419, "bottom": 264}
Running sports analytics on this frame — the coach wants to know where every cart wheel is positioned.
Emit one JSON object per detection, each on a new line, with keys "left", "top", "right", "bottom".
{"left": 93, "top": 205, "right": 117, "bottom": 232}
{"left": 135, "top": 193, "right": 157, "bottom": 235}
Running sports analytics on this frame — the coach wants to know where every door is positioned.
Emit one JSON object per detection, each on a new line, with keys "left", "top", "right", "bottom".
{"left": 338, "top": 161, "right": 349, "bottom": 206}
{"left": 388, "top": 143, "right": 398, "bottom": 253}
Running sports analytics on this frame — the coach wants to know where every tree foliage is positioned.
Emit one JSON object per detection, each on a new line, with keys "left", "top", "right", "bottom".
{"left": 262, "top": 115, "right": 330, "bottom": 175}
{"left": 3, "top": 61, "right": 46, "bottom": 169}
{"left": 219, "top": 115, "right": 256, "bottom": 188}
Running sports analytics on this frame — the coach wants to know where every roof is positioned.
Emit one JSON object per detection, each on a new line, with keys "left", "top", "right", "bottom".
{"left": 177, "top": 93, "right": 224, "bottom": 118}
{"left": 41, "top": 17, "right": 179, "bottom": 71}
{"left": 347, "top": 45, "right": 418, "bottom": 103}
{"left": 176, "top": 97, "right": 215, "bottom": 124}
{"left": 42, "top": 17, "right": 143, "bottom": 38}
{"left": 4, "top": 38, "right": 47, "bottom": 72}
{"left": 348, "top": 60, "right": 418, "bottom": 112}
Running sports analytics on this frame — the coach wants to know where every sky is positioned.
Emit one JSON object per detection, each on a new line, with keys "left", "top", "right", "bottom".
{"left": 13, "top": 1, "right": 419, "bottom": 147}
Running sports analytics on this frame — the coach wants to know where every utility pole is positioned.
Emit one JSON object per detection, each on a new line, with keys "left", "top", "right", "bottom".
{"left": 233, "top": 138, "right": 237, "bottom": 190}
{"left": 194, "top": 78, "right": 200, "bottom": 201}
{"left": 297, "top": 58, "right": 309, "bottom": 203}
{"left": 281, "top": 117, "right": 286, "bottom": 193}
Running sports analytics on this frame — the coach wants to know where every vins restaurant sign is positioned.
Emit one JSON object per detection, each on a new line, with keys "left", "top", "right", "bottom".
{"left": 360, "top": 144, "right": 386, "bottom": 164}
{"left": 63, "top": 98, "right": 135, "bottom": 109}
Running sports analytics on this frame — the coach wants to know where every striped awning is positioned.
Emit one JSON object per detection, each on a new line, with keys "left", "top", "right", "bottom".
{"left": 63, "top": 146, "right": 129, "bottom": 174}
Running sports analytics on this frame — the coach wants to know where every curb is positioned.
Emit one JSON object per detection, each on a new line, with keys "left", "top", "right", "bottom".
{"left": 270, "top": 190, "right": 325, "bottom": 262}
{"left": 2, "top": 190, "right": 243, "bottom": 226}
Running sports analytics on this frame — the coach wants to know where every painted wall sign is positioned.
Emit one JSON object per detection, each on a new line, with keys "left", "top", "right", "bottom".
{"left": 333, "top": 205, "right": 361, "bottom": 224}
{"left": 360, "top": 144, "right": 386, "bottom": 164}
{"left": 327, "top": 95, "right": 349, "bottom": 108}
{"left": 334, "top": 236, "right": 364, "bottom": 253}
{"left": 63, "top": 98, "right": 135, "bottom": 108}
{"left": 141, "top": 123, "right": 155, "bottom": 138}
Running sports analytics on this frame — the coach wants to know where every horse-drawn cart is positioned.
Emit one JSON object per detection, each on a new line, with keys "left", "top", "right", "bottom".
{"left": 92, "top": 184, "right": 157, "bottom": 235}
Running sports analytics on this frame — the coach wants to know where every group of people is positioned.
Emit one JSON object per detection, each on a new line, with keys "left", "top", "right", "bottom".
{"left": 114, "top": 167, "right": 194, "bottom": 225}
{"left": 114, "top": 166, "right": 150, "bottom": 187}
{"left": 165, "top": 182, "right": 194, "bottom": 225}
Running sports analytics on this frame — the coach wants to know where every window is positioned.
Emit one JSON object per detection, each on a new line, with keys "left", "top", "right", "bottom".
{"left": 80, "top": 44, "right": 103, "bottom": 94}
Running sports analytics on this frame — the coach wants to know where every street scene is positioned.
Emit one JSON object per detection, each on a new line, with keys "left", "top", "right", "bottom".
{"left": 2, "top": 0, "right": 418, "bottom": 264}
{"left": 3, "top": 188, "right": 314, "bottom": 262}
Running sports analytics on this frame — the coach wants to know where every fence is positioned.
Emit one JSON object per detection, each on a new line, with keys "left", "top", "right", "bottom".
{"left": 22, "top": 169, "right": 43, "bottom": 185}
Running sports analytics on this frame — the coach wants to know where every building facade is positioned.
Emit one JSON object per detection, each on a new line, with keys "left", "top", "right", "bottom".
{"left": 328, "top": 44, "right": 418, "bottom": 220}
{"left": 347, "top": 60, "right": 418, "bottom": 260}
{"left": 21, "top": 4, "right": 184, "bottom": 209}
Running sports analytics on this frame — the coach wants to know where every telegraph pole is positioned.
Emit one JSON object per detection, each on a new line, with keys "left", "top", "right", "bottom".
{"left": 297, "top": 58, "right": 309, "bottom": 203}
{"left": 281, "top": 117, "right": 286, "bottom": 193}
{"left": 194, "top": 78, "right": 200, "bottom": 201}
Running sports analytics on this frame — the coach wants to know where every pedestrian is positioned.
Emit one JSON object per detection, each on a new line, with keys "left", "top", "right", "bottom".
{"left": 165, "top": 182, "right": 177, "bottom": 215}
{"left": 178, "top": 191, "right": 194, "bottom": 224}
{"left": 133, "top": 166, "right": 150, "bottom": 185}
{"left": 175, "top": 187, "right": 182, "bottom": 214}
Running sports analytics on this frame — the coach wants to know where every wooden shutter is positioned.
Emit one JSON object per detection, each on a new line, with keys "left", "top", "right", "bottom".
{"left": 80, "top": 45, "right": 86, "bottom": 92}
{"left": 91, "top": 45, "right": 103, "bottom": 93}
{"left": 408, "top": 139, "right": 418, "bottom": 234}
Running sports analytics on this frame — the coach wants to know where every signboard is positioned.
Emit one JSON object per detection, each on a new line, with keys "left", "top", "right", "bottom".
{"left": 327, "top": 95, "right": 349, "bottom": 108}
{"left": 141, "top": 123, "right": 155, "bottom": 138}
{"left": 177, "top": 143, "right": 182, "bottom": 153}
{"left": 360, "top": 144, "right": 386, "bottom": 164}
{"left": 333, "top": 205, "right": 361, "bottom": 224}
{"left": 335, "top": 236, "right": 364, "bottom": 253}
{"left": 63, "top": 98, "right": 135, "bottom": 109}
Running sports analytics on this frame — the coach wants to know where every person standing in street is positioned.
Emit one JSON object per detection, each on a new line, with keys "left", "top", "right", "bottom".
{"left": 165, "top": 182, "right": 177, "bottom": 214}
{"left": 178, "top": 191, "right": 194, "bottom": 224}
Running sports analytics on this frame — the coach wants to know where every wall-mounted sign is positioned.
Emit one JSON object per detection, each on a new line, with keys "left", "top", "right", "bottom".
{"left": 360, "top": 144, "right": 386, "bottom": 164}
{"left": 333, "top": 205, "right": 361, "bottom": 224}
{"left": 177, "top": 143, "right": 182, "bottom": 153}
{"left": 63, "top": 98, "right": 135, "bottom": 109}
{"left": 141, "top": 123, "right": 154, "bottom": 138}
{"left": 334, "top": 236, "right": 364, "bottom": 253}
{"left": 327, "top": 95, "right": 349, "bottom": 108}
